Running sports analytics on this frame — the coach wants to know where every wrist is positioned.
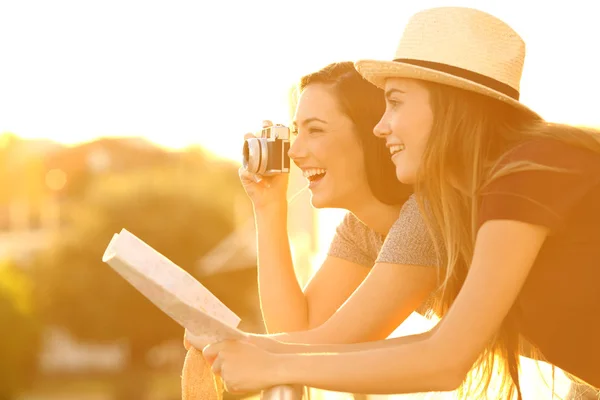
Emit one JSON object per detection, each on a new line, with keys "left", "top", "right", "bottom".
{"left": 254, "top": 202, "right": 288, "bottom": 221}
{"left": 272, "top": 330, "right": 314, "bottom": 346}
{"left": 270, "top": 339, "right": 303, "bottom": 354}
{"left": 273, "top": 353, "right": 306, "bottom": 385}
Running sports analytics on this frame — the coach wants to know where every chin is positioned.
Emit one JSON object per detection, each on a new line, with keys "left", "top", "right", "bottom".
{"left": 395, "top": 168, "right": 416, "bottom": 185}
{"left": 310, "top": 190, "right": 344, "bottom": 209}
{"left": 309, "top": 193, "right": 329, "bottom": 209}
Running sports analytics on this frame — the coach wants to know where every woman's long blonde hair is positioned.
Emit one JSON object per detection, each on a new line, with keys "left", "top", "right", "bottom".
{"left": 414, "top": 81, "right": 600, "bottom": 399}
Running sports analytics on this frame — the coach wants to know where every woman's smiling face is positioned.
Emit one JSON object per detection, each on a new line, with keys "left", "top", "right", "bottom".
{"left": 288, "top": 83, "right": 372, "bottom": 209}
{"left": 374, "top": 78, "right": 434, "bottom": 185}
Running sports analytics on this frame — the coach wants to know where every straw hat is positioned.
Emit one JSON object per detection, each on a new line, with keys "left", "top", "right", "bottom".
{"left": 355, "top": 7, "right": 534, "bottom": 114}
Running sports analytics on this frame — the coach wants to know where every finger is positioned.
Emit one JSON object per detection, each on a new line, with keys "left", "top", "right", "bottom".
{"left": 240, "top": 168, "right": 262, "bottom": 184}
{"left": 239, "top": 168, "right": 254, "bottom": 180}
{"left": 204, "top": 351, "right": 218, "bottom": 366}
{"left": 220, "top": 369, "right": 242, "bottom": 395}
{"left": 211, "top": 355, "right": 223, "bottom": 375}
{"left": 185, "top": 331, "right": 212, "bottom": 351}
{"left": 239, "top": 167, "right": 270, "bottom": 187}
{"left": 262, "top": 120, "right": 273, "bottom": 128}
{"left": 202, "top": 342, "right": 223, "bottom": 361}
{"left": 224, "top": 378, "right": 243, "bottom": 395}
{"left": 243, "top": 132, "right": 256, "bottom": 140}
{"left": 220, "top": 368, "right": 231, "bottom": 392}
{"left": 183, "top": 330, "right": 190, "bottom": 350}
{"left": 245, "top": 334, "right": 265, "bottom": 347}
{"left": 238, "top": 168, "right": 255, "bottom": 181}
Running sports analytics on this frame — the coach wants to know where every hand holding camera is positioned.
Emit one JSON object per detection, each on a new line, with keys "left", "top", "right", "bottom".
{"left": 239, "top": 120, "right": 291, "bottom": 210}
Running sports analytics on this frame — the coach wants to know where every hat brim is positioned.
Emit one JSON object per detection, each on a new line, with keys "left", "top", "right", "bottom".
{"left": 355, "top": 59, "right": 538, "bottom": 116}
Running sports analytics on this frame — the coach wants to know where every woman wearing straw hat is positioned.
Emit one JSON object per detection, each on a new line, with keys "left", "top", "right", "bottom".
{"left": 202, "top": 6, "right": 600, "bottom": 399}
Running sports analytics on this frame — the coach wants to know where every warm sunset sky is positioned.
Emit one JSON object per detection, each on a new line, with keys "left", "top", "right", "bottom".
{"left": 1, "top": 0, "right": 599, "bottom": 162}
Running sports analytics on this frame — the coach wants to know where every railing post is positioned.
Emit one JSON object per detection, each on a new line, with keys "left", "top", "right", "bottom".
{"left": 261, "top": 385, "right": 305, "bottom": 399}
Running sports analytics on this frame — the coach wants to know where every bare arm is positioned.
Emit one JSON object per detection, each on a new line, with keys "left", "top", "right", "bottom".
{"left": 263, "top": 220, "right": 548, "bottom": 394}
{"left": 263, "top": 324, "right": 439, "bottom": 353}
{"left": 254, "top": 204, "right": 304, "bottom": 333}
{"left": 256, "top": 205, "right": 369, "bottom": 333}
{"left": 270, "top": 261, "right": 437, "bottom": 345}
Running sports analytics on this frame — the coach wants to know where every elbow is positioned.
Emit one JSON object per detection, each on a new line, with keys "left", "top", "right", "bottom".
{"left": 266, "top": 305, "right": 311, "bottom": 334}
{"left": 305, "top": 315, "right": 322, "bottom": 332}
{"left": 427, "top": 338, "right": 472, "bottom": 392}
{"left": 435, "top": 365, "right": 468, "bottom": 392}
{"left": 431, "top": 359, "right": 469, "bottom": 392}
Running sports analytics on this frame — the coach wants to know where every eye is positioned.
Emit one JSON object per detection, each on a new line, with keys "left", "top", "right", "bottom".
{"left": 386, "top": 99, "right": 403, "bottom": 110}
{"left": 307, "top": 127, "right": 324, "bottom": 135}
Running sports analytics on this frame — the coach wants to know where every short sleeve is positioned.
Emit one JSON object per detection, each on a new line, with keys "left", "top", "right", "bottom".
{"left": 376, "top": 195, "right": 440, "bottom": 267}
{"left": 479, "top": 140, "right": 600, "bottom": 231}
{"left": 327, "top": 212, "right": 381, "bottom": 267}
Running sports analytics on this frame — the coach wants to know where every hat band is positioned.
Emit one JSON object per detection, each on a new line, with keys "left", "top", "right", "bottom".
{"left": 393, "top": 58, "right": 520, "bottom": 100}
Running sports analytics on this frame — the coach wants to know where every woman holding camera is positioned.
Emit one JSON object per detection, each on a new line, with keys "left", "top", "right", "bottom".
{"left": 233, "top": 62, "right": 439, "bottom": 345}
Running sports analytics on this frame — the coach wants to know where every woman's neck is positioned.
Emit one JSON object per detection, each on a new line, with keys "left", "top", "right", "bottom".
{"left": 348, "top": 199, "right": 403, "bottom": 237}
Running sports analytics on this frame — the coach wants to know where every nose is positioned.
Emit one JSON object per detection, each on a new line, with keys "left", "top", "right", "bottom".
{"left": 373, "top": 115, "right": 390, "bottom": 138}
{"left": 287, "top": 134, "right": 307, "bottom": 162}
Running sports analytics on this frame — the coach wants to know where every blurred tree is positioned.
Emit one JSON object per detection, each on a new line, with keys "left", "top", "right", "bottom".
{"left": 32, "top": 162, "right": 253, "bottom": 399}
{"left": 0, "top": 261, "right": 42, "bottom": 400}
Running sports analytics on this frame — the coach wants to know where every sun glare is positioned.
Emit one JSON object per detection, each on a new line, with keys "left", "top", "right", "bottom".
{"left": 1, "top": 1, "right": 598, "bottom": 162}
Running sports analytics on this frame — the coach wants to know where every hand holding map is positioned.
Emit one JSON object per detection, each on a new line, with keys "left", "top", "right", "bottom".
{"left": 102, "top": 229, "right": 245, "bottom": 344}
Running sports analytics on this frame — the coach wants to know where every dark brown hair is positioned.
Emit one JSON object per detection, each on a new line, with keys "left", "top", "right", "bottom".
{"left": 298, "top": 62, "right": 412, "bottom": 205}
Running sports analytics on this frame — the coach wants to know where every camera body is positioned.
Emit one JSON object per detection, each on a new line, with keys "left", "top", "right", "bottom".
{"left": 243, "top": 124, "right": 291, "bottom": 175}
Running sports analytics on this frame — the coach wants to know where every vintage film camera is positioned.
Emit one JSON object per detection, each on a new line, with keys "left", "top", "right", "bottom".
{"left": 242, "top": 124, "right": 291, "bottom": 175}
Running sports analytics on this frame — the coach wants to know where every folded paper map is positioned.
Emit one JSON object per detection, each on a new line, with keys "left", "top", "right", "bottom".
{"left": 102, "top": 228, "right": 245, "bottom": 343}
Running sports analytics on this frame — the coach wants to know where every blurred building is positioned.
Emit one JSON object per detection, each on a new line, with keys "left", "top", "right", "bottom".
{"left": 39, "top": 326, "right": 128, "bottom": 374}
{"left": 0, "top": 135, "right": 181, "bottom": 374}
{"left": 0, "top": 135, "right": 175, "bottom": 263}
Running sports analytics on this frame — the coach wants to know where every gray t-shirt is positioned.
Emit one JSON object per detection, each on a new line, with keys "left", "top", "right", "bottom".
{"left": 326, "top": 211, "right": 386, "bottom": 267}
{"left": 327, "top": 195, "right": 438, "bottom": 268}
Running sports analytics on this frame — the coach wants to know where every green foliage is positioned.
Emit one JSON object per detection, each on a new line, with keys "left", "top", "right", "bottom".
{"left": 0, "top": 261, "right": 42, "bottom": 399}
{"left": 33, "top": 164, "right": 250, "bottom": 363}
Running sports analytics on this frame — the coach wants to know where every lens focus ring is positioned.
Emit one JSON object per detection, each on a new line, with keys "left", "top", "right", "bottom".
{"left": 243, "top": 138, "right": 269, "bottom": 174}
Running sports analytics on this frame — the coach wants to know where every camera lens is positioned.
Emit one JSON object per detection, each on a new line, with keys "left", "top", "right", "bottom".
{"left": 242, "top": 138, "right": 265, "bottom": 174}
{"left": 243, "top": 140, "right": 250, "bottom": 167}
